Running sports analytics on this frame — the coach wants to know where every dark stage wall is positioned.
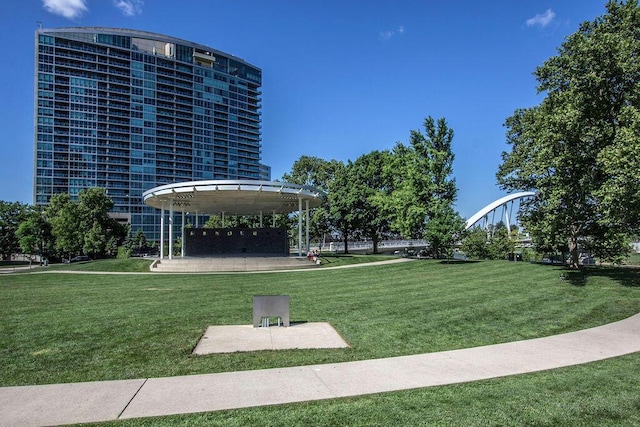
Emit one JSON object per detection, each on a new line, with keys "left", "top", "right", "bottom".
{"left": 185, "top": 227, "right": 288, "bottom": 255}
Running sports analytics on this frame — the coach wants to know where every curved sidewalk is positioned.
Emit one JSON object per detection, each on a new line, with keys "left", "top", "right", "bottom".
{"left": 1, "top": 313, "right": 640, "bottom": 426}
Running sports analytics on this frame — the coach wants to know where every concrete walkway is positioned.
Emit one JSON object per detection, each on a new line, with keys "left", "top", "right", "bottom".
{"left": 1, "top": 313, "right": 639, "bottom": 426}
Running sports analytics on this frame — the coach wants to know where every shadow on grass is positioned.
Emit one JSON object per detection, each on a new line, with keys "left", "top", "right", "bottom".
{"left": 557, "top": 266, "right": 640, "bottom": 288}
{"left": 558, "top": 269, "right": 589, "bottom": 287}
{"left": 585, "top": 266, "right": 640, "bottom": 288}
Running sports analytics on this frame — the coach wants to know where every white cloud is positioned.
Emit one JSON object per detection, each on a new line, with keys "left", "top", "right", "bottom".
{"left": 380, "top": 26, "right": 405, "bottom": 41}
{"left": 42, "top": 0, "right": 88, "bottom": 19}
{"left": 526, "top": 9, "right": 556, "bottom": 28}
{"left": 114, "top": 0, "right": 144, "bottom": 16}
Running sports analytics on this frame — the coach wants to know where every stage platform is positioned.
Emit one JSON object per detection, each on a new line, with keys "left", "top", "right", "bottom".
{"left": 150, "top": 255, "right": 320, "bottom": 273}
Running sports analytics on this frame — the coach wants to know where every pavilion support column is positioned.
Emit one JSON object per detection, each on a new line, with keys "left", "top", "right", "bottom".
{"left": 195, "top": 211, "right": 199, "bottom": 228}
{"left": 305, "top": 200, "right": 310, "bottom": 253}
{"left": 168, "top": 200, "right": 173, "bottom": 260}
{"left": 222, "top": 211, "right": 225, "bottom": 228}
{"left": 298, "top": 197, "right": 303, "bottom": 256}
{"left": 181, "top": 210, "right": 185, "bottom": 257}
{"left": 160, "top": 205, "right": 165, "bottom": 260}
{"left": 259, "top": 211, "right": 263, "bottom": 228}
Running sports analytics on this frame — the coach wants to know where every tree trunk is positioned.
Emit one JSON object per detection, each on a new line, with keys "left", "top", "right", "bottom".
{"left": 567, "top": 231, "right": 580, "bottom": 269}
{"left": 343, "top": 232, "right": 349, "bottom": 254}
{"left": 372, "top": 234, "right": 379, "bottom": 254}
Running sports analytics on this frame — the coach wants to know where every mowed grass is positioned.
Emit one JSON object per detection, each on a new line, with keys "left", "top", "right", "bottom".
{"left": 1, "top": 259, "right": 639, "bottom": 389}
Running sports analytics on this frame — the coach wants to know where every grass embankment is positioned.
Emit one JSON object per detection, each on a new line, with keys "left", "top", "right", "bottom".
{"left": 1, "top": 258, "right": 639, "bottom": 425}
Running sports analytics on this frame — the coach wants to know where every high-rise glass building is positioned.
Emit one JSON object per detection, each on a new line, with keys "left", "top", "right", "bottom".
{"left": 34, "top": 27, "right": 268, "bottom": 239}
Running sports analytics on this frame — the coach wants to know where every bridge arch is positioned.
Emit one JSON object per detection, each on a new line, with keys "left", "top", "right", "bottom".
{"left": 465, "top": 192, "right": 536, "bottom": 231}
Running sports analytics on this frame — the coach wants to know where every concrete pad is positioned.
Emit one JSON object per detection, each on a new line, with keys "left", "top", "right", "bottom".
{"left": 192, "top": 322, "right": 350, "bottom": 354}
{"left": 0, "top": 379, "right": 145, "bottom": 427}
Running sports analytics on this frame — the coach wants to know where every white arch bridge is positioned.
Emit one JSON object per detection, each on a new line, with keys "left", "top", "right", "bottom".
{"left": 331, "top": 192, "right": 536, "bottom": 253}
{"left": 464, "top": 191, "right": 536, "bottom": 231}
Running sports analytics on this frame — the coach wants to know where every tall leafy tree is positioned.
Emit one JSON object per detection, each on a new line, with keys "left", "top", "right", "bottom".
{"left": 283, "top": 156, "right": 342, "bottom": 245}
{"left": 385, "top": 141, "right": 432, "bottom": 239}
{"left": 327, "top": 162, "right": 358, "bottom": 253}
{"left": 48, "top": 193, "right": 82, "bottom": 260}
{"left": 78, "top": 188, "right": 125, "bottom": 258}
{"left": 340, "top": 151, "right": 393, "bottom": 253}
{"left": 419, "top": 117, "right": 465, "bottom": 258}
{"left": 16, "top": 206, "right": 53, "bottom": 263}
{"left": 47, "top": 188, "right": 125, "bottom": 260}
{"left": 497, "top": 0, "right": 640, "bottom": 268}
{"left": 388, "top": 117, "right": 464, "bottom": 255}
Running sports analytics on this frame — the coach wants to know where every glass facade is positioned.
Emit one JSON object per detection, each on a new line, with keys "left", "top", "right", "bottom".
{"left": 34, "top": 27, "right": 266, "bottom": 240}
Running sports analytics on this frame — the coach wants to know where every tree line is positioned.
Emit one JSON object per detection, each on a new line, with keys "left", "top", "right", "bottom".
{"left": 283, "top": 116, "right": 465, "bottom": 258}
{"left": 0, "top": 188, "right": 127, "bottom": 263}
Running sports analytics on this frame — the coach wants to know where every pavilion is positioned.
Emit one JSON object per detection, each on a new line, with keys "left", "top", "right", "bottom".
{"left": 143, "top": 180, "right": 326, "bottom": 259}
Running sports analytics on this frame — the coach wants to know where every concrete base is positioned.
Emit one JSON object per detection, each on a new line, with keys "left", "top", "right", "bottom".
{"left": 192, "top": 322, "right": 350, "bottom": 354}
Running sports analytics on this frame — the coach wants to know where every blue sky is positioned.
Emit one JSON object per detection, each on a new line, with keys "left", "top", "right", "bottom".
{"left": 0, "top": 0, "right": 607, "bottom": 219}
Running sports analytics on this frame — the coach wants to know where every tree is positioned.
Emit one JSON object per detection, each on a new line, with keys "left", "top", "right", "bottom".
{"left": 77, "top": 188, "right": 126, "bottom": 258}
{"left": 497, "top": 1, "right": 640, "bottom": 268}
{"left": 333, "top": 151, "right": 393, "bottom": 254}
{"left": 461, "top": 225, "right": 515, "bottom": 261}
{"left": 48, "top": 193, "right": 82, "bottom": 261}
{"left": 283, "top": 156, "right": 342, "bottom": 245}
{"left": 388, "top": 117, "right": 464, "bottom": 255}
{"left": 0, "top": 201, "right": 29, "bottom": 260}
{"left": 328, "top": 162, "right": 358, "bottom": 253}
{"left": 16, "top": 206, "right": 53, "bottom": 263}
{"left": 424, "top": 200, "right": 466, "bottom": 259}
{"left": 487, "top": 226, "right": 515, "bottom": 260}
{"left": 461, "top": 227, "right": 491, "bottom": 260}
{"left": 47, "top": 188, "right": 125, "bottom": 260}
{"left": 132, "top": 229, "right": 148, "bottom": 251}
{"left": 420, "top": 117, "right": 465, "bottom": 258}
{"left": 384, "top": 141, "right": 432, "bottom": 239}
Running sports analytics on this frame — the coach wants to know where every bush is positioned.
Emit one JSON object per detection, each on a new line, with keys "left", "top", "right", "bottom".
{"left": 116, "top": 246, "right": 130, "bottom": 259}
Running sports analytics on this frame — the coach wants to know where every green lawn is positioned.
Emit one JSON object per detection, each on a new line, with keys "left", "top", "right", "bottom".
{"left": 2, "top": 259, "right": 640, "bottom": 425}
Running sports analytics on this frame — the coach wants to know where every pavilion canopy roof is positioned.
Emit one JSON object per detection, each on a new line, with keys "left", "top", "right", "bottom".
{"left": 143, "top": 180, "right": 326, "bottom": 215}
